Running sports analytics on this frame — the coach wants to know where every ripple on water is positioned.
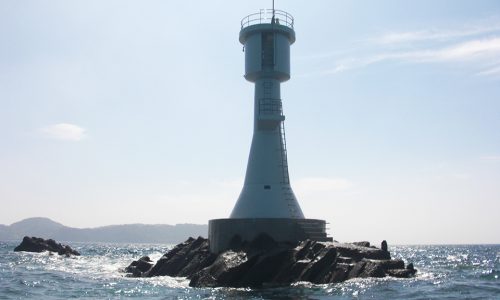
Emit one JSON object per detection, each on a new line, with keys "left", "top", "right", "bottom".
{"left": 0, "top": 242, "right": 499, "bottom": 299}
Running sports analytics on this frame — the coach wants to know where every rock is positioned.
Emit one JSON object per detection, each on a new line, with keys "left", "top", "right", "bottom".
{"left": 294, "top": 240, "right": 314, "bottom": 260}
{"left": 125, "top": 236, "right": 416, "bottom": 288}
{"left": 146, "top": 236, "right": 216, "bottom": 277}
{"left": 381, "top": 240, "right": 388, "bottom": 252}
{"left": 14, "top": 236, "right": 80, "bottom": 256}
{"left": 125, "top": 256, "right": 153, "bottom": 276}
{"left": 189, "top": 251, "right": 253, "bottom": 287}
{"left": 359, "top": 260, "right": 386, "bottom": 278}
{"left": 336, "top": 256, "right": 353, "bottom": 264}
{"left": 301, "top": 247, "right": 337, "bottom": 284}
{"left": 347, "top": 260, "right": 366, "bottom": 279}
{"left": 352, "top": 241, "right": 370, "bottom": 247}
{"left": 330, "top": 263, "right": 351, "bottom": 283}
{"left": 378, "top": 259, "right": 405, "bottom": 270}
{"left": 274, "top": 259, "right": 309, "bottom": 284}
{"left": 386, "top": 268, "right": 417, "bottom": 278}
{"left": 334, "top": 242, "right": 391, "bottom": 260}
{"left": 238, "top": 248, "right": 296, "bottom": 286}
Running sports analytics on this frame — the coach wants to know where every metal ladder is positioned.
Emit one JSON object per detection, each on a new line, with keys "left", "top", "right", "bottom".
{"left": 262, "top": 80, "right": 298, "bottom": 218}
{"left": 279, "top": 121, "right": 290, "bottom": 185}
{"left": 279, "top": 121, "right": 300, "bottom": 218}
{"left": 282, "top": 185, "right": 300, "bottom": 218}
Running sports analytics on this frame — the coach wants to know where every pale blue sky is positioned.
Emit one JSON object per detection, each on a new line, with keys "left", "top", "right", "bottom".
{"left": 1, "top": 0, "right": 499, "bottom": 244}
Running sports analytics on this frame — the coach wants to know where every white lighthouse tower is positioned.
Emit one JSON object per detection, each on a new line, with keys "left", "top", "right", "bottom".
{"left": 230, "top": 9, "right": 303, "bottom": 219}
{"left": 209, "top": 8, "right": 331, "bottom": 253}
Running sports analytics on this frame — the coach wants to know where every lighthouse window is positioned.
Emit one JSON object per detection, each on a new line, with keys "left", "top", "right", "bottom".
{"left": 264, "top": 185, "right": 271, "bottom": 190}
{"left": 261, "top": 32, "right": 274, "bottom": 67}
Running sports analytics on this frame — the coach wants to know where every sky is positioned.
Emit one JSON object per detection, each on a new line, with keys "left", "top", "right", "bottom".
{"left": 0, "top": 0, "right": 499, "bottom": 244}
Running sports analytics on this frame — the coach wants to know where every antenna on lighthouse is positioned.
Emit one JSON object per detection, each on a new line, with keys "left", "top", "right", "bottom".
{"left": 272, "top": 0, "right": 276, "bottom": 23}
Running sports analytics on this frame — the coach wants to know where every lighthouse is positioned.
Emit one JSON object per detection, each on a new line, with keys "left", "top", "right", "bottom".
{"left": 230, "top": 9, "right": 303, "bottom": 219}
{"left": 209, "top": 8, "right": 332, "bottom": 253}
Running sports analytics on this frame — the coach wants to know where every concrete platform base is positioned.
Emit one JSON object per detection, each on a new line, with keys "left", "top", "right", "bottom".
{"left": 208, "top": 218, "right": 332, "bottom": 254}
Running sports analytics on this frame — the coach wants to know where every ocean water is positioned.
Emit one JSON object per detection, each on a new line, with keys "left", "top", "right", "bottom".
{"left": 0, "top": 242, "right": 498, "bottom": 299}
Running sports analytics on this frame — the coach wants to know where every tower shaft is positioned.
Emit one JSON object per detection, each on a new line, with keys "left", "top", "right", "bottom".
{"left": 230, "top": 14, "right": 304, "bottom": 219}
{"left": 230, "top": 77, "right": 303, "bottom": 218}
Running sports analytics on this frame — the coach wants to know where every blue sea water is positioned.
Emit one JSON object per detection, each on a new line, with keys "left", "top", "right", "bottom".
{"left": 0, "top": 242, "right": 498, "bottom": 299}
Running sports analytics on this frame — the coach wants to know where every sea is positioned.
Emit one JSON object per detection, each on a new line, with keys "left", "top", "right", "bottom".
{"left": 0, "top": 241, "right": 498, "bottom": 299}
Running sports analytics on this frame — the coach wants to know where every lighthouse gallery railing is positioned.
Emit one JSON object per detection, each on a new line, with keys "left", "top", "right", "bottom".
{"left": 241, "top": 9, "right": 294, "bottom": 29}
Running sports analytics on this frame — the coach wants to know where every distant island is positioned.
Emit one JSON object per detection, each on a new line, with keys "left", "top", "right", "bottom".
{"left": 0, "top": 217, "right": 207, "bottom": 244}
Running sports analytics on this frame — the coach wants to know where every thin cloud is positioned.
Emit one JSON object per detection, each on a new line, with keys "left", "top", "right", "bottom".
{"left": 314, "top": 37, "right": 500, "bottom": 75}
{"left": 430, "top": 37, "right": 500, "bottom": 61}
{"left": 301, "top": 19, "right": 500, "bottom": 78}
{"left": 40, "top": 123, "right": 86, "bottom": 141}
{"left": 375, "top": 23, "right": 500, "bottom": 44}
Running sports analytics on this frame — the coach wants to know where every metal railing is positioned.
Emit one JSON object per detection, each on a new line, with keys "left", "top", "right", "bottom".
{"left": 241, "top": 9, "right": 294, "bottom": 29}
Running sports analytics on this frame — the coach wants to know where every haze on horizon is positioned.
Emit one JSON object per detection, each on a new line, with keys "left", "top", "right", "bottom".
{"left": 1, "top": 0, "right": 499, "bottom": 245}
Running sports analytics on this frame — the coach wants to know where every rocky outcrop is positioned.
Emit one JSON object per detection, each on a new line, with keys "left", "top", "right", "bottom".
{"left": 125, "top": 235, "right": 416, "bottom": 287}
{"left": 125, "top": 256, "right": 154, "bottom": 277}
{"left": 147, "top": 236, "right": 216, "bottom": 277}
{"left": 14, "top": 236, "right": 80, "bottom": 256}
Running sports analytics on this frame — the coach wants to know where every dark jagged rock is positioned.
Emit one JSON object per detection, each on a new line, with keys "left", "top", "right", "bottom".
{"left": 360, "top": 260, "right": 386, "bottom": 278}
{"left": 335, "top": 242, "right": 391, "bottom": 260}
{"left": 145, "top": 236, "right": 216, "bottom": 278}
{"left": 14, "top": 236, "right": 80, "bottom": 256}
{"left": 337, "top": 256, "right": 354, "bottom": 264}
{"left": 352, "top": 241, "right": 370, "bottom": 247}
{"left": 385, "top": 261, "right": 417, "bottom": 278}
{"left": 301, "top": 247, "right": 338, "bottom": 284}
{"left": 274, "top": 257, "right": 309, "bottom": 284}
{"left": 125, "top": 256, "right": 153, "bottom": 277}
{"left": 190, "top": 250, "right": 254, "bottom": 287}
{"left": 347, "top": 260, "right": 366, "bottom": 279}
{"left": 330, "top": 263, "right": 351, "bottom": 282}
{"left": 124, "top": 235, "right": 417, "bottom": 287}
{"left": 379, "top": 258, "right": 405, "bottom": 270}
{"left": 386, "top": 268, "right": 417, "bottom": 278}
{"left": 239, "top": 248, "right": 296, "bottom": 286}
{"left": 381, "top": 240, "right": 388, "bottom": 252}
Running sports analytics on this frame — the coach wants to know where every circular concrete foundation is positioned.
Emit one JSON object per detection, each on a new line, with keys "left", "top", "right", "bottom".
{"left": 208, "top": 218, "right": 332, "bottom": 253}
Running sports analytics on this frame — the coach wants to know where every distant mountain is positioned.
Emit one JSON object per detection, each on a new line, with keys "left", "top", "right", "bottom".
{"left": 0, "top": 217, "right": 208, "bottom": 244}
{"left": 9, "top": 217, "right": 66, "bottom": 238}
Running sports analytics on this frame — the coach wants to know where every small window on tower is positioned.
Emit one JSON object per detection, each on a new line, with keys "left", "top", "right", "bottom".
{"left": 264, "top": 185, "right": 271, "bottom": 190}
